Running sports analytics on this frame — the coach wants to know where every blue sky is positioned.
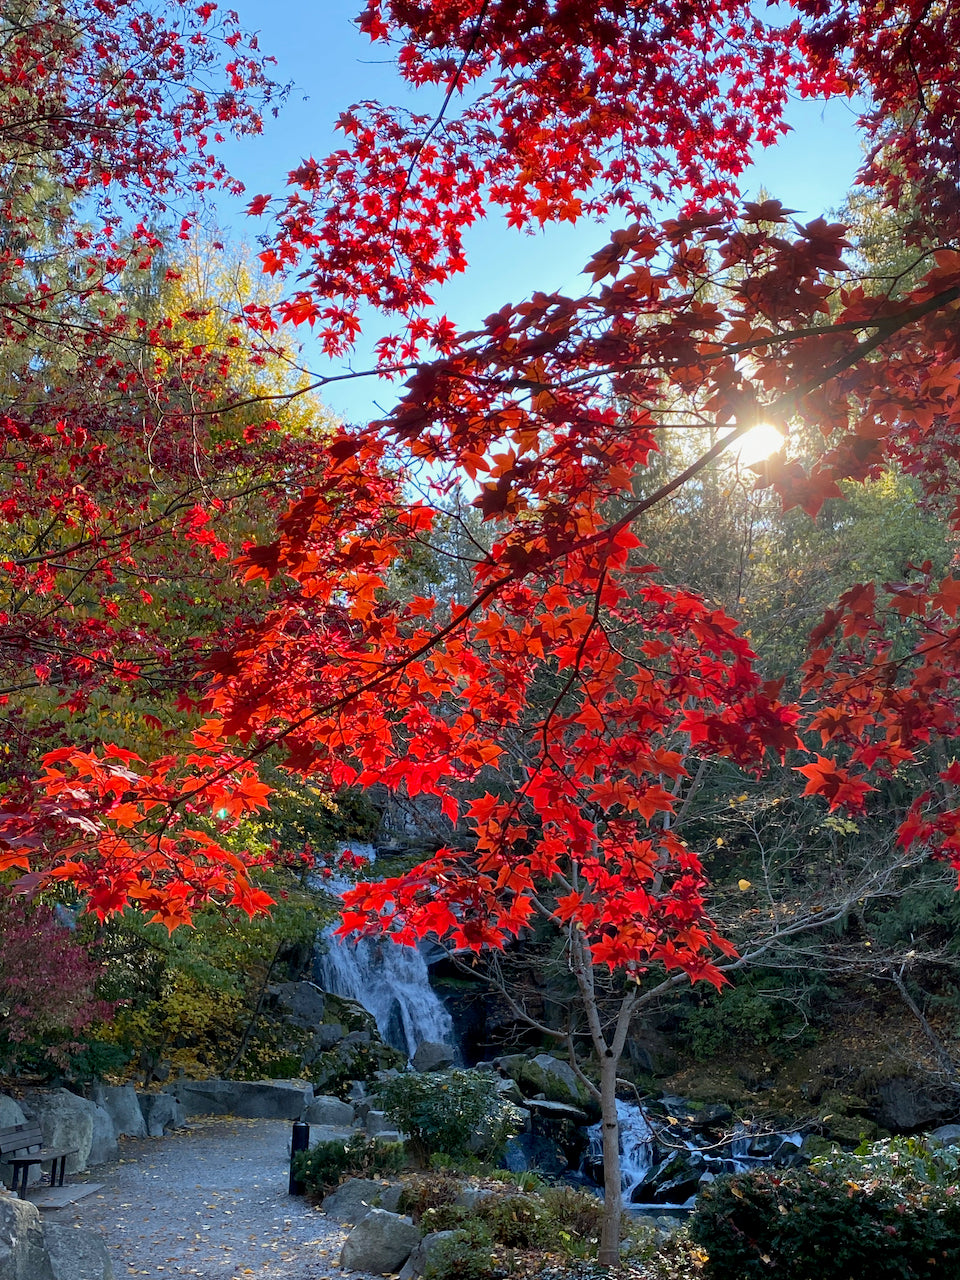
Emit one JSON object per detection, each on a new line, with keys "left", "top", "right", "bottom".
{"left": 218, "top": 0, "right": 865, "bottom": 424}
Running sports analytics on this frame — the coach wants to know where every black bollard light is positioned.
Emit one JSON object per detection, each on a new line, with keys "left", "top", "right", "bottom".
{"left": 289, "top": 1118, "right": 310, "bottom": 1195}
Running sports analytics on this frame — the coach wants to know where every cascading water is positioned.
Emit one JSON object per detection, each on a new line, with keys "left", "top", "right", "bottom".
{"left": 583, "top": 1098, "right": 804, "bottom": 1208}
{"left": 312, "top": 844, "right": 454, "bottom": 1060}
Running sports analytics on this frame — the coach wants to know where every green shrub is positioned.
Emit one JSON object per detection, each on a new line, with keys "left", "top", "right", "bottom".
{"left": 375, "top": 1069, "right": 522, "bottom": 1167}
{"left": 292, "top": 1133, "right": 405, "bottom": 1197}
{"left": 538, "top": 1185, "right": 606, "bottom": 1256}
{"left": 420, "top": 1202, "right": 473, "bottom": 1233}
{"left": 476, "top": 1193, "right": 553, "bottom": 1249}
{"left": 812, "top": 1133, "right": 960, "bottom": 1186}
{"left": 689, "top": 1152, "right": 960, "bottom": 1280}
{"left": 422, "top": 1221, "right": 499, "bottom": 1280}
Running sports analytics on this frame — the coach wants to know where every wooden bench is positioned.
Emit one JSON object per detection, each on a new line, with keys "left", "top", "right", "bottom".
{"left": 0, "top": 1123, "right": 77, "bottom": 1198}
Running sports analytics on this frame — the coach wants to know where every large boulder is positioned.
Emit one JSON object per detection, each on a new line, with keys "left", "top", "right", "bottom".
{"left": 628, "top": 1150, "right": 704, "bottom": 1206}
{"left": 166, "top": 1079, "right": 313, "bottom": 1120}
{"left": 929, "top": 1123, "right": 960, "bottom": 1147}
{"left": 411, "top": 1042, "right": 455, "bottom": 1072}
{"left": 0, "top": 1195, "right": 55, "bottom": 1280}
{"left": 92, "top": 1085, "right": 146, "bottom": 1140}
{"left": 399, "top": 1230, "right": 459, "bottom": 1280}
{"left": 86, "top": 1106, "right": 118, "bottom": 1168}
{"left": 500, "top": 1132, "right": 567, "bottom": 1177}
{"left": 321, "top": 1177, "right": 402, "bottom": 1223}
{"left": 269, "top": 982, "right": 327, "bottom": 1030}
{"left": 364, "top": 1110, "right": 401, "bottom": 1139}
{"left": 136, "top": 1093, "right": 185, "bottom": 1139}
{"left": 873, "top": 1076, "right": 952, "bottom": 1132}
{"left": 303, "top": 1096, "right": 354, "bottom": 1127}
{"left": 0, "top": 1098, "right": 38, "bottom": 1191}
{"left": 340, "top": 1209, "right": 420, "bottom": 1274}
{"left": 308, "top": 1025, "right": 346, "bottom": 1055}
{"left": 500, "top": 1054, "right": 594, "bottom": 1110}
{"left": 42, "top": 1225, "right": 113, "bottom": 1280}
{"left": 19, "top": 1090, "right": 94, "bottom": 1174}
{"left": 0, "top": 1101, "right": 25, "bottom": 1129}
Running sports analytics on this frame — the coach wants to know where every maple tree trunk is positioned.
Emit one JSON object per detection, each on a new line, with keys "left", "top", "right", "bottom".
{"left": 598, "top": 1049, "right": 623, "bottom": 1267}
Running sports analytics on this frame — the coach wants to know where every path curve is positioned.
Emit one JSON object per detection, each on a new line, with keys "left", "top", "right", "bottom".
{"left": 66, "top": 1116, "right": 382, "bottom": 1280}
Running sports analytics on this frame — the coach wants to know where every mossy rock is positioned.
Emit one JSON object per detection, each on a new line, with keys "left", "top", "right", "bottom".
{"left": 501, "top": 1053, "right": 595, "bottom": 1112}
{"left": 319, "top": 992, "right": 379, "bottom": 1035}
{"left": 817, "top": 1111, "right": 879, "bottom": 1145}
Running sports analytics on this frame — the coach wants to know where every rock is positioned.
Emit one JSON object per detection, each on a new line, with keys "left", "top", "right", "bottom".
{"left": 137, "top": 1093, "right": 185, "bottom": 1139}
{"left": 398, "top": 1230, "right": 459, "bottom": 1280}
{"left": 340, "top": 1209, "right": 420, "bottom": 1274}
{"left": 688, "top": 1104, "right": 733, "bottom": 1131}
{"left": 625, "top": 1030, "right": 679, "bottom": 1077}
{"left": 364, "top": 1110, "right": 393, "bottom": 1136}
{"left": 874, "top": 1076, "right": 952, "bottom": 1132}
{"left": 309, "top": 1024, "right": 346, "bottom": 1054}
{"left": 270, "top": 982, "right": 327, "bottom": 1029}
{"left": 303, "top": 1096, "right": 354, "bottom": 1127}
{"left": 500, "top": 1132, "right": 567, "bottom": 1176}
{"left": 310, "top": 989, "right": 379, "bottom": 1037}
{"left": 306, "top": 1124, "right": 356, "bottom": 1147}
{"left": 524, "top": 1098, "right": 589, "bottom": 1125}
{"left": 379, "top": 1184, "right": 404, "bottom": 1213}
{"left": 92, "top": 1085, "right": 146, "bottom": 1139}
{"left": 411, "top": 1042, "right": 455, "bottom": 1072}
{"left": 0, "top": 1100, "right": 26, "bottom": 1128}
{"left": 630, "top": 1151, "right": 704, "bottom": 1206}
{"left": 929, "top": 1123, "right": 960, "bottom": 1147}
{"left": 167, "top": 1079, "right": 313, "bottom": 1120}
{"left": 20, "top": 1090, "right": 94, "bottom": 1174}
{"left": 322, "top": 1177, "right": 403, "bottom": 1223}
{"left": 0, "top": 1098, "right": 38, "bottom": 1191}
{"left": 42, "top": 1225, "right": 113, "bottom": 1280}
{"left": 86, "top": 1106, "right": 118, "bottom": 1167}
{"left": 747, "top": 1132, "right": 788, "bottom": 1158}
{"left": 800, "top": 1135, "right": 841, "bottom": 1161}
{"left": 454, "top": 1187, "right": 494, "bottom": 1210}
{"left": 502, "top": 1054, "right": 593, "bottom": 1110}
{"left": 0, "top": 1195, "right": 55, "bottom": 1280}
{"left": 494, "top": 1077, "right": 523, "bottom": 1105}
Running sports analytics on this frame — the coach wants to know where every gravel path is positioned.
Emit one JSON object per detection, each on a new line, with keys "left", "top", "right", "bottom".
{"left": 64, "top": 1117, "right": 381, "bottom": 1280}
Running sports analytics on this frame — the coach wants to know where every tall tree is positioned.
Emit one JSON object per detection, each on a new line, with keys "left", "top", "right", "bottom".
{"left": 7, "top": 0, "right": 960, "bottom": 1260}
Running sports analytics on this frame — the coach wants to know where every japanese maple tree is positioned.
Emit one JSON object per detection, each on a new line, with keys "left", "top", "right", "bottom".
{"left": 4, "top": 0, "right": 960, "bottom": 1260}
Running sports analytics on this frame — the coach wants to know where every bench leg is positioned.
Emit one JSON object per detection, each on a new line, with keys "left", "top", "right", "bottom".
{"left": 55, "top": 1157, "right": 66, "bottom": 1187}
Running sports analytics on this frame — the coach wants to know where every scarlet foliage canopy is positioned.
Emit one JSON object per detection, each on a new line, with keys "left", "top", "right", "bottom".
{"left": 7, "top": 0, "right": 960, "bottom": 985}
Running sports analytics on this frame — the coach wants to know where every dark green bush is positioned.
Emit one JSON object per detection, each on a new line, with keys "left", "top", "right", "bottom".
{"left": 292, "top": 1133, "right": 405, "bottom": 1197}
{"left": 689, "top": 1153, "right": 960, "bottom": 1280}
{"left": 375, "top": 1069, "right": 522, "bottom": 1167}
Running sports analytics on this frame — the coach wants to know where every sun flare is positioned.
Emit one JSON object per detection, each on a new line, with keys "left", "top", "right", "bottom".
{"left": 736, "top": 423, "right": 785, "bottom": 467}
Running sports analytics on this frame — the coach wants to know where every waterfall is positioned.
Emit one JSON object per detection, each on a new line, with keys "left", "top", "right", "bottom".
{"left": 584, "top": 1099, "right": 805, "bottom": 1208}
{"left": 312, "top": 844, "right": 454, "bottom": 1059}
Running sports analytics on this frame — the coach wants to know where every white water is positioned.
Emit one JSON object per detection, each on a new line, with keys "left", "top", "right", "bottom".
{"left": 584, "top": 1101, "right": 657, "bottom": 1200}
{"left": 312, "top": 843, "right": 454, "bottom": 1059}
{"left": 585, "top": 1099, "right": 805, "bottom": 1206}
